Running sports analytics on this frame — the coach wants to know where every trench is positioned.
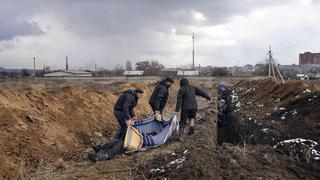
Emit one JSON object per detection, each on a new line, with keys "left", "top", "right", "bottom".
{"left": 217, "top": 86, "right": 272, "bottom": 146}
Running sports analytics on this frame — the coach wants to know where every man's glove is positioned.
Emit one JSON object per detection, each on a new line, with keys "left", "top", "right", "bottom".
{"left": 155, "top": 111, "right": 162, "bottom": 121}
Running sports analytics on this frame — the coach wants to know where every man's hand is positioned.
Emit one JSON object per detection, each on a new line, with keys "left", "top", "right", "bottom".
{"left": 155, "top": 111, "right": 161, "bottom": 121}
{"left": 126, "top": 119, "right": 133, "bottom": 126}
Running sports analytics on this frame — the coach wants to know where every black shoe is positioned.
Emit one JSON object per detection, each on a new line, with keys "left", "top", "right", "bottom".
{"left": 92, "top": 144, "right": 102, "bottom": 152}
{"left": 188, "top": 126, "right": 195, "bottom": 135}
{"left": 88, "top": 153, "right": 97, "bottom": 163}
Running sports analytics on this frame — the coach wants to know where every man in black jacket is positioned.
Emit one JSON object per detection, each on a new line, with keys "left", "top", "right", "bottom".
{"left": 175, "top": 78, "right": 210, "bottom": 139}
{"left": 89, "top": 88, "right": 144, "bottom": 162}
{"left": 149, "top": 77, "right": 174, "bottom": 121}
{"left": 114, "top": 88, "right": 144, "bottom": 139}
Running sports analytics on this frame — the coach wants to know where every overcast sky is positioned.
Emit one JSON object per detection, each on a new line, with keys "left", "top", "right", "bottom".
{"left": 1, "top": 0, "right": 320, "bottom": 70}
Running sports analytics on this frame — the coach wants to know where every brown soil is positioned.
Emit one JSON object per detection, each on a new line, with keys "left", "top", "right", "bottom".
{"left": 0, "top": 78, "right": 319, "bottom": 179}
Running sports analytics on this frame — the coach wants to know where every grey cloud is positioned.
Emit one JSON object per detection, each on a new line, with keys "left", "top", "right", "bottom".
{"left": 0, "top": 1, "right": 44, "bottom": 41}
{"left": 0, "top": 19, "right": 44, "bottom": 41}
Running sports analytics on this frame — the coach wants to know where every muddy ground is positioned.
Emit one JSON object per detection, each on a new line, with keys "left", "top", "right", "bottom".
{"left": 0, "top": 78, "right": 319, "bottom": 179}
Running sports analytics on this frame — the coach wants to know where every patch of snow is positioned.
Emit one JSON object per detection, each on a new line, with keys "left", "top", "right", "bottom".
{"left": 236, "top": 102, "right": 241, "bottom": 108}
{"left": 168, "top": 157, "right": 186, "bottom": 166}
{"left": 303, "top": 89, "right": 312, "bottom": 93}
{"left": 258, "top": 104, "right": 264, "bottom": 108}
{"left": 150, "top": 168, "right": 165, "bottom": 173}
{"left": 281, "top": 115, "right": 286, "bottom": 120}
{"left": 279, "top": 107, "right": 286, "bottom": 111}
{"left": 308, "top": 99, "right": 313, "bottom": 101}
{"left": 274, "top": 138, "right": 320, "bottom": 161}
{"left": 291, "top": 110, "right": 298, "bottom": 116}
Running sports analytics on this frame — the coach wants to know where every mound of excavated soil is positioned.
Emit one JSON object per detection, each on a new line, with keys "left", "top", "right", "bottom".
{"left": 0, "top": 80, "right": 182, "bottom": 179}
{"left": 231, "top": 78, "right": 320, "bottom": 143}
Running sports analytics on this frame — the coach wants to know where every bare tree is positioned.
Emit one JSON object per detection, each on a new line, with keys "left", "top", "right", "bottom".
{"left": 211, "top": 67, "right": 229, "bottom": 77}
{"left": 135, "top": 60, "right": 165, "bottom": 75}
{"left": 125, "top": 60, "right": 133, "bottom": 71}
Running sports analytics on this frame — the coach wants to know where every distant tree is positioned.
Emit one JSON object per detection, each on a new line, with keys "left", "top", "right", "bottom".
{"left": 253, "top": 63, "right": 269, "bottom": 76}
{"left": 309, "top": 66, "right": 320, "bottom": 74}
{"left": 35, "top": 70, "right": 45, "bottom": 77}
{"left": 21, "top": 69, "right": 31, "bottom": 77}
{"left": 135, "top": 60, "right": 165, "bottom": 75}
{"left": 125, "top": 60, "right": 133, "bottom": 71}
{"left": 211, "top": 67, "right": 229, "bottom": 77}
{"left": 113, "top": 64, "right": 125, "bottom": 76}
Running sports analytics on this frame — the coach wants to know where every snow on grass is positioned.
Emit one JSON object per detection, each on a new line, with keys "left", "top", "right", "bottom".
{"left": 303, "top": 89, "right": 312, "bottom": 93}
{"left": 274, "top": 138, "right": 320, "bottom": 161}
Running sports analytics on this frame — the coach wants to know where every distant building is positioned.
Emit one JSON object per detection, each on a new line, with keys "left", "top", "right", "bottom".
{"left": 177, "top": 70, "right": 199, "bottom": 76}
{"left": 229, "top": 65, "right": 254, "bottom": 76}
{"left": 44, "top": 70, "right": 92, "bottom": 77}
{"left": 123, "top": 71, "right": 144, "bottom": 76}
{"left": 299, "top": 52, "right": 320, "bottom": 65}
{"left": 161, "top": 69, "right": 177, "bottom": 76}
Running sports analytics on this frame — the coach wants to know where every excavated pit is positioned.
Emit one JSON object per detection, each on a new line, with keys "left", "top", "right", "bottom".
{"left": 217, "top": 79, "right": 320, "bottom": 162}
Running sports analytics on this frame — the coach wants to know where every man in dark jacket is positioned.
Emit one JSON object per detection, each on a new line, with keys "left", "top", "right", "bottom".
{"left": 89, "top": 88, "right": 144, "bottom": 162}
{"left": 149, "top": 77, "right": 174, "bottom": 121}
{"left": 175, "top": 78, "right": 210, "bottom": 139}
{"left": 114, "top": 88, "right": 144, "bottom": 139}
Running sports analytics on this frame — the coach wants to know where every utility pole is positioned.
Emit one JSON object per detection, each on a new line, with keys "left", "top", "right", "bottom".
{"left": 192, "top": 32, "right": 195, "bottom": 70}
{"left": 268, "top": 46, "right": 272, "bottom": 77}
{"left": 66, "top": 56, "right": 69, "bottom": 71}
{"left": 267, "top": 46, "right": 285, "bottom": 83}
{"left": 33, "top": 57, "right": 36, "bottom": 71}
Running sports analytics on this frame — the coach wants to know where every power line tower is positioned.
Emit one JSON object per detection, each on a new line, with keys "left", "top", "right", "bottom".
{"left": 192, "top": 32, "right": 195, "bottom": 70}
{"left": 267, "top": 46, "right": 285, "bottom": 83}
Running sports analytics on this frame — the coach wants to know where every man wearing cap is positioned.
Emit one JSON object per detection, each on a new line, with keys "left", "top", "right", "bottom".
{"left": 149, "top": 77, "right": 174, "bottom": 121}
{"left": 114, "top": 88, "right": 144, "bottom": 139}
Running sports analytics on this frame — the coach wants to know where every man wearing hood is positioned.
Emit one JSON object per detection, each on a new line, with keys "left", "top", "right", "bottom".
{"left": 114, "top": 88, "right": 144, "bottom": 139}
{"left": 149, "top": 77, "right": 174, "bottom": 121}
{"left": 175, "top": 78, "right": 210, "bottom": 139}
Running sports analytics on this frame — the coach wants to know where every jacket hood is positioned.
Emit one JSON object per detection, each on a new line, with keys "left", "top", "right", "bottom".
{"left": 123, "top": 89, "right": 137, "bottom": 97}
{"left": 180, "top": 78, "right": 189, "bottom": 87}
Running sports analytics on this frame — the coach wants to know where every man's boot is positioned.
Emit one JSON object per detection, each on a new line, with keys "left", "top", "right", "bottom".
{"left": 178, "top": 127, "right": 185, "bottom": 141}
{"left": 188, "top": 119, "right": 195, "bottom": 135}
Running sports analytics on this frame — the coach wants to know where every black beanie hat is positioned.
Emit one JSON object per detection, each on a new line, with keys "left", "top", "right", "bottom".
{"left": 135, "top": 88, "right": 144, "bottom": 94}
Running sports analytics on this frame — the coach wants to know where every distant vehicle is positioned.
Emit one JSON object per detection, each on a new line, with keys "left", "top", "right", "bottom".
{"left": 296, "top": 74, "right": 309, "bottom": 80}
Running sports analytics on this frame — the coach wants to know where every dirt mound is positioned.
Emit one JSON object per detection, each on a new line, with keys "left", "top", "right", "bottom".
{"left": 0, "top": 80, "right": 183, "bottom": 179}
